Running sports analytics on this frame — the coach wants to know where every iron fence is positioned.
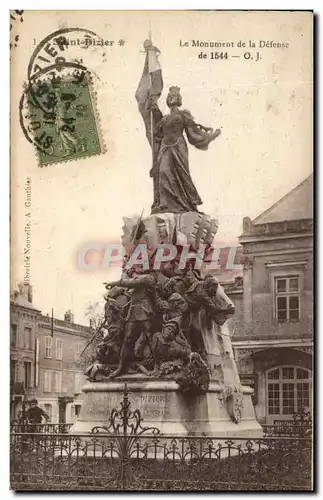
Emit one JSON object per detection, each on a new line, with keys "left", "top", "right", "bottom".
{"left": 10, "top": 384, "right": 313, "bottom": 492}
{"left": 10, "top": 423, "right": 73, "bottom": 434}
{"left": 263, "top": 410, "right": 312, "bottom": 438}
{"left": 11, "top": 422, "right": 311, "bottom": 437}
{"left": 9, "top": 432, "right": 313, "bottom": 491}
{"left": 263, "top": 424, "right": 312, "bottom": 438}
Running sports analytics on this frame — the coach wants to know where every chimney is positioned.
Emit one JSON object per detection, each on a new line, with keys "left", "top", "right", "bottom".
{"left": 27, "top": 284, "right": 33, "bottom": 303}
{"left": 20, "top": 283, "right": 33, "bottom": 303}
{"left": 64, "top": 309, "right": 74, "bottom": 323}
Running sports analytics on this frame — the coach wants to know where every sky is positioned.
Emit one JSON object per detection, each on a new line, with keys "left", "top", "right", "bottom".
{"left": 11, "top": 10, "right": 313, "bottom": 324}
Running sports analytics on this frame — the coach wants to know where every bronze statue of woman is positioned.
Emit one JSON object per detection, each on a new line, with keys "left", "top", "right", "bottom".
{"left": 135, "top": 40, "right": 221, "bottom": 214}
{"left": 148, "top": 86, "right": 221, "bottom": 213}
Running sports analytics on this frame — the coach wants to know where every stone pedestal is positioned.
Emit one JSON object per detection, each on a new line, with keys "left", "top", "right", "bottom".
{"left": 70, "top": 376, "right": 263, "bottom": 437}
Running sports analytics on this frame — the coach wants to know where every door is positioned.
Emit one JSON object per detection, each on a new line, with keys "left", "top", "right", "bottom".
{"left": 58, "top": 401, "right": 66, "bottom": 423}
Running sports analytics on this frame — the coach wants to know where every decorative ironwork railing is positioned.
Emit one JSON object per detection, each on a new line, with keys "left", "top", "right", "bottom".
{"left": 11, "top": 423, "right": 73, "bottom": 434}
{"left": 263, "top": 423, "right": 312, "bottom": 438}
{"left": 9, "top": 432, "right": 313, "bottom": 491}
{"left": 263, "top": 410, "right": 312, "bottom": 438}
{"left": 10, "top": 384, "right": 313, "bottom": 492}
{"left": 11, "top": 422, "right": 311, "bottom": 438}
{"left": 263, "top": 424, "right": 311, "bottom": 438}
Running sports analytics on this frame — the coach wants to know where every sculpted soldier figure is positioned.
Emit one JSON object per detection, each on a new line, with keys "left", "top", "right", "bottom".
{"left": 103, "top": 286, "right": 130, "bottom": 335}
{"left": 109, "top": 266, "right": 158, "bottom": 378}
{"left": 152, "top": 293, "right": 190, "bottom": 370}
{"left": 185, "top": 274, "right": 219, "bottom": 314}
{"left": 85, "top": 325, "right": 123, "bottom": 381}
{"left": 151, "top": 292, "right": 210, "bottom": 392}
{"left": 185, "top": 274, "right": 235, "bottom": 329}
{"left": 161, "top": 267, "right": 187, "bottom": 298}
{"left": 100, "top": 285, "right": 130, "bottom": 363}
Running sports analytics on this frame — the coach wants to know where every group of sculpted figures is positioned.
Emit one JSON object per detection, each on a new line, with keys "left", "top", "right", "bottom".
{"left": 85, "top": 259, "right": 235, "bottom": 394}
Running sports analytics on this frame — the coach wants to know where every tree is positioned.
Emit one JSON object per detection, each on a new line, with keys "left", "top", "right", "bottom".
{"left": 75, "top": 301, "right": 105, "bottom": 371}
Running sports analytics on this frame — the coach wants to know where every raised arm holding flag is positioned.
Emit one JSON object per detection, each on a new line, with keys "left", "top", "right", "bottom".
{"left": 135, "top": 37, "right": 163, "bottom": 211}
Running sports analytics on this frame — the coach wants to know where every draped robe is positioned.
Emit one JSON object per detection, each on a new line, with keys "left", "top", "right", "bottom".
{"left": 149, "top": 106, "right": 216, "bottom": 213}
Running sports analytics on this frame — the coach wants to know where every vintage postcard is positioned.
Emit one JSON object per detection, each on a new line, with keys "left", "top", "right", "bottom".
{"left": 10, "top": 10, "right": 313, "bottom": 491}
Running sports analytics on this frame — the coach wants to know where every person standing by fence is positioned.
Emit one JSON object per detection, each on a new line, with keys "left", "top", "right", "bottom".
{"left": 26, "top": 398, "right": 49, "bottom": 432}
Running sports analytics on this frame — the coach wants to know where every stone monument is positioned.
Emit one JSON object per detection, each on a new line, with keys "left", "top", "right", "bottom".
{"left": 71, "top": 38, "right": 262, "bottom": 437}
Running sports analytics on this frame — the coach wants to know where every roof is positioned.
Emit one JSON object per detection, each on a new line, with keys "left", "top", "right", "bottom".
{"left": 10, "top": 295, "right": 40, "bottom": 312}
{"left": 205, "top": 246, "right": 243, "bottom": 284}
{"left": 252, "top": 174, "right": 313, "bottom": 225}
{"left": 38, "top": 314, "right": 91, "bottom": 336}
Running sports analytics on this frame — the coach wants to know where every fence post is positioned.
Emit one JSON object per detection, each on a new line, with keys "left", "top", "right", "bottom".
{"left": 120, "top": 383, "right": 128, "bottom": 490}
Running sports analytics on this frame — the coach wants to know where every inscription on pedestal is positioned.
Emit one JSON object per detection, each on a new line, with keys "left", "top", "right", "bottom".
{"left": 139, "top": 393, "right": 169, "bottom": 419}
{"left": 81, "top": 394, "right": 122, "bottom": 420}
{"left": 140, "top": 394, "right": 166, "bottom": 404}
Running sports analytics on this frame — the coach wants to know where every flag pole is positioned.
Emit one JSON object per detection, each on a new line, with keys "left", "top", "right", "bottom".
{"left": 150, "top": 78, "right": 154, "bottom": 171}
{"left": 148, "top": 26, "right": 154, "bottom": 174}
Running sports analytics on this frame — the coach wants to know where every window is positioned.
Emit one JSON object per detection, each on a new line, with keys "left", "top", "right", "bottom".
{"left": 282, "top": 367, "right": 294, "bottom": 380}
{"left": 268, "top": 383, "right": 280, "bottom": 415}
{"left": 11, "top": 324, "right": 18, "bottom": 348}
{"left": 45, "top": 336, "right": 52, "bottom": 358}
{"left": 268, "top": 368, "right": 279, "bottom": 380}
{"left": 75, "top": 404, "right": 82, "bottom": 417}
{"left": 74, "top": 373, "right": 82, "bottom": 394}
{"left": 56, "top": 339, "right": 63, "bottom": 360}
{"left": 75, "top": 342, "right": 83, "bottom": 360}
{"left": 24, "top": 361, "right": 32, "bottom": 389}
{"left": 282, "top": 383, "right": 295, "bottom": 414}
{"left": 54, "top": 371, "right": 62, "bottom": 393}
{"left": 10, "top": 360, "right": 17, "bottom": 384}
{"left": 297, "top": 368, "right": 309, "bottom": 379}
{"left": 267, "top": 366, "right": 311, "bottom": 419}
{"left": 44, "top": 370, "right": 51, "bottom": 392}
{"left": 297, "top": 382, "right": 310, "bottom": 409}
{"left": 275, "top": 276, "right": 300, "bottom": 322}
{"left": 24, "top": 327, "right": 32, "bottom": 349}
{"left": 44, "top": 404, "right": 52, "bottom": 422}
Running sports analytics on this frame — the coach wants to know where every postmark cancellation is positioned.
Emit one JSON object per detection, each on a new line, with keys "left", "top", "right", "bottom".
{"left": 21, "top": 72, "right": 103, "bottom": 167}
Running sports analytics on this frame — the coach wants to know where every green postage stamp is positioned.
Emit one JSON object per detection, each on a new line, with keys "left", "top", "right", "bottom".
{"left": 23, "top": 74, "right": 102, "bottom": 166}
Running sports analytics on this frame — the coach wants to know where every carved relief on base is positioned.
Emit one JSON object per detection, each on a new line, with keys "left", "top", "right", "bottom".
{"left": 218, "top": 384, "right": 244, "bottom": 424}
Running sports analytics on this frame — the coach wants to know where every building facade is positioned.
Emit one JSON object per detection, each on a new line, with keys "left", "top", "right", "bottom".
{"left": 232, "top": 175, "right": 313, "bottom": 424}
{"left": 10, "top": 284, "right": 91, "bottom": 423}
{"left": 10, "top": 284, "right": 39, "bottom": 421}
{"left": 36, "top": 310, "right": 90, "bottom": 424}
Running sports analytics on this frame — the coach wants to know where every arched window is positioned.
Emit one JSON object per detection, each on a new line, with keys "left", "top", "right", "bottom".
{"left": 266, "top": 366, "right": 311, "bottom": 420}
